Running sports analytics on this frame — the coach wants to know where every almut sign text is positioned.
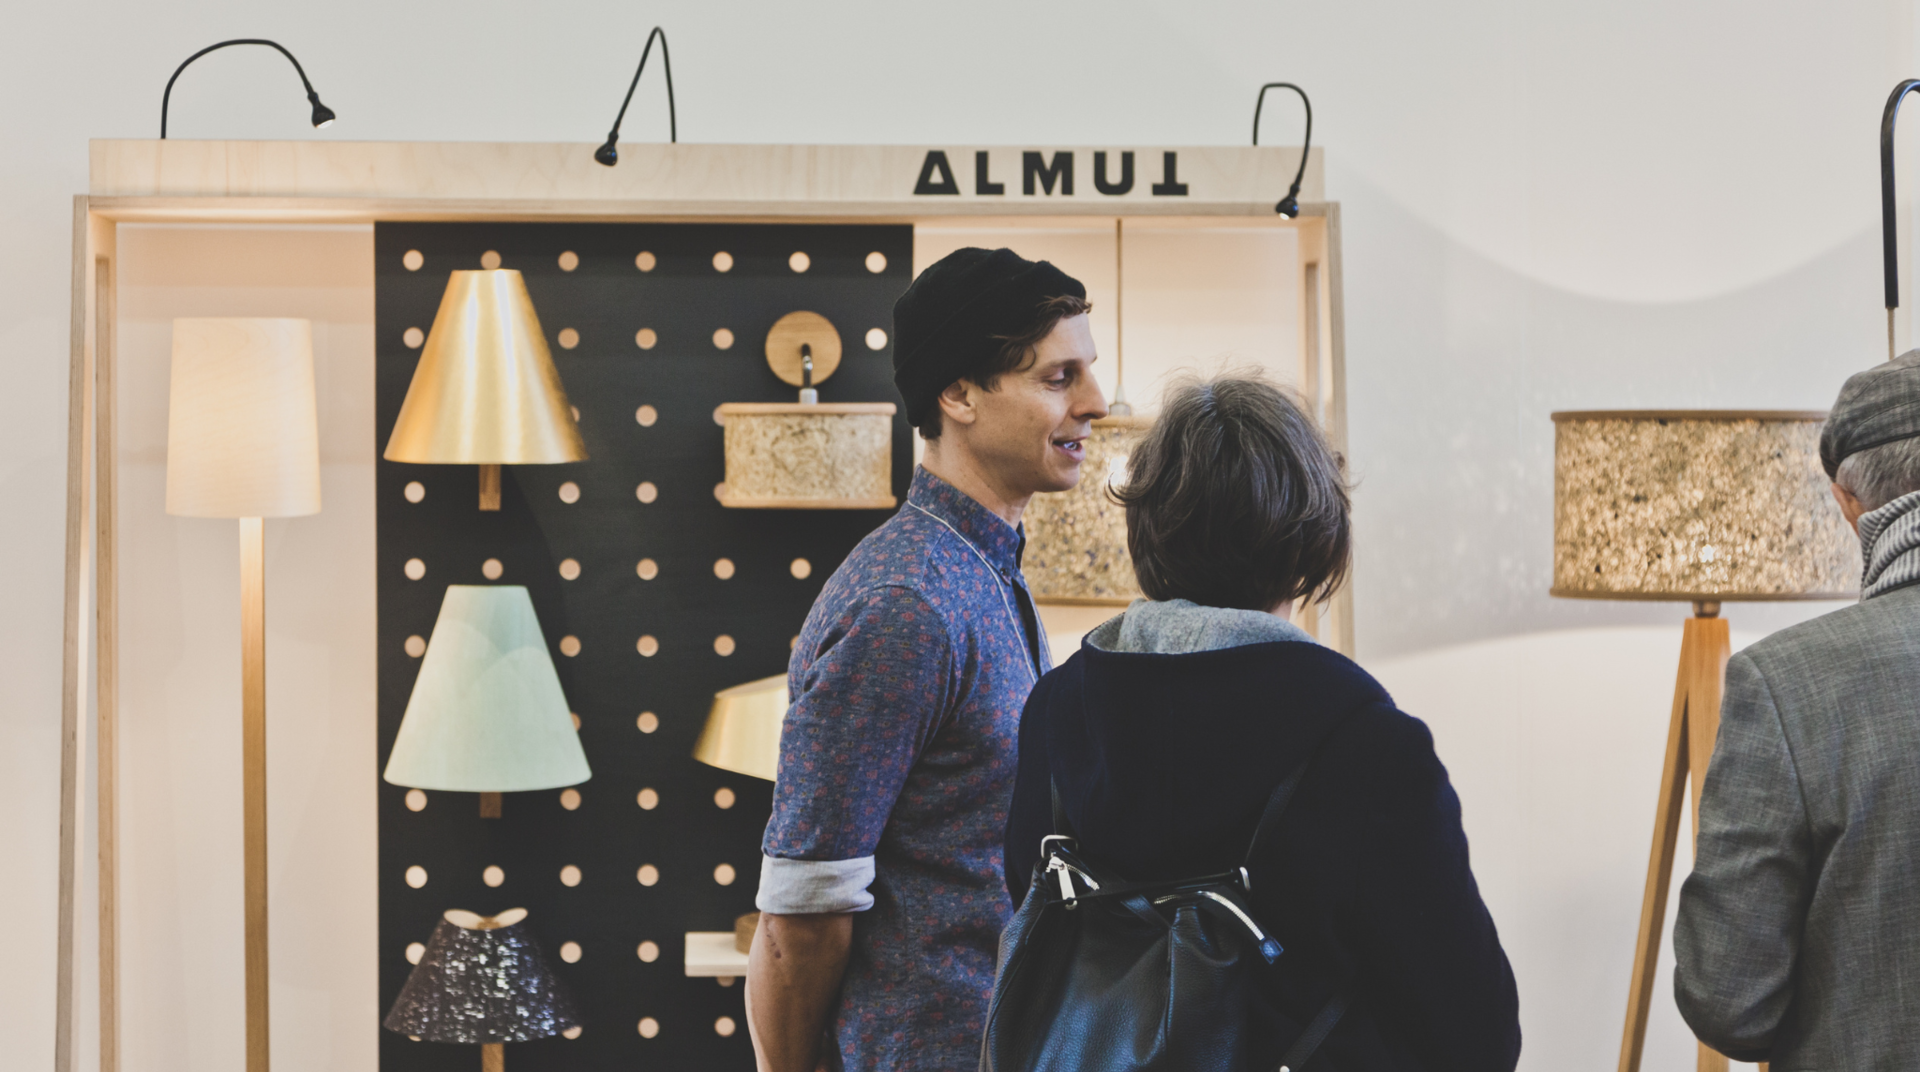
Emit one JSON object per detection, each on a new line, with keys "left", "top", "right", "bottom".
{"left": 913, "top": 149, "right": 1191, "bottom": 198}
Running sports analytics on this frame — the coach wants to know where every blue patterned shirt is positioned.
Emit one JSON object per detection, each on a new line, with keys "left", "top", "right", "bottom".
{"left": 760, "top": 466, "right": 1048, "bottom": 1071}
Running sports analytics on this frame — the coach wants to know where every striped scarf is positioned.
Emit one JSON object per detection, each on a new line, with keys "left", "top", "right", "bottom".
{"left": 1857, "top": 489, "right": 1920, "bottom": 600}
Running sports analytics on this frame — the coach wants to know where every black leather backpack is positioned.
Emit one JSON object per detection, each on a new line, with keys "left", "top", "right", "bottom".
{"left": 980, "top": 750, "right": 1354, "bottom": 1072}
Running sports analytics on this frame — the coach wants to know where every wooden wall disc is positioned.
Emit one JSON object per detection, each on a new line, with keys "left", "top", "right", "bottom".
{"left": 765, "top": 311, "right": 843, "bottom": 387}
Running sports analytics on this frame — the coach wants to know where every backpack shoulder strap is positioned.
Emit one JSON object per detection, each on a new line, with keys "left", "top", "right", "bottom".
{"left": 1242, "top": 708, "right": 1356, "bottom": 868}
{"left": 1276, "top": 980, "right": 1355, "bottom": 1072}
{"left": 1050, "top": 779, "right": 1075, "bottom": 838}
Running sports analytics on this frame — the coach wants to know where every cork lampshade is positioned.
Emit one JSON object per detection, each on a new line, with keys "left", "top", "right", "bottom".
{"left": 1551, "top": 411, "right": 1859, "bottom": 601}
{"left": 384, "top": 585, "right": 590, "bottom": 800}
{"left": 166, "top": 317, "right": 322, "bottom": 519}
{"left": 692, "top": 674, "right": 787, "bottom": 781}
{"left": 384, "top": 270, "right": 587, "bottom": 508}
{"left": 1023, "top": 415, "right": 1153, "bottom": 605}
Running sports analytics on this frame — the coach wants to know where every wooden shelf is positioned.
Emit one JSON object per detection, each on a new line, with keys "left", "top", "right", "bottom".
{"left": 685, "top": 931, "right": 750, "bottom": 979}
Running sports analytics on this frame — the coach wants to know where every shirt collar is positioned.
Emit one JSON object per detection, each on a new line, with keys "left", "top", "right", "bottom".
{"left": 907, "top": 466, "right": 1026, "bottom": 576}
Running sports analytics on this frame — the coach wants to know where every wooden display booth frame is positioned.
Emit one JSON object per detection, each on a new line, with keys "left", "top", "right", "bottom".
{"left": 56, "top": 139, "right": 1347, "bottom": 1072}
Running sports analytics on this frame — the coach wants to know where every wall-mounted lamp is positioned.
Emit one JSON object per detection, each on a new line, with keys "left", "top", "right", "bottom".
{"left": 1253, "top": 82, "right": 1313, "bottom": 218}
{"left": 160, "top": 39, "right": 335, "bottom": 139}
{"left": 1881, "top": 79, "right": 1920, "bottom": 359}
{"left": 595, "top": 27, "right": 677, "bottom": 166}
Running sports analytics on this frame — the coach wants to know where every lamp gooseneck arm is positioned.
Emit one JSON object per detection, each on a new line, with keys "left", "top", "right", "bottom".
{"left": 1253, "top": 82, "right": 1313, "bottom": 216}
{"left": 595, "top": 27, "right": 677, "bottom": 166}
{"left": 1883, "top": 79, "right": 1920, "bottom": 358}
{"left": 161, "top": 38, "right": 331, "bottom": 139}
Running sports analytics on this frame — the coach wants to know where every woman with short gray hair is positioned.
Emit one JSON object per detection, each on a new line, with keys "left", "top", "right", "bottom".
{"left": 1001, "top": 374, "right": 1521, "bottom": 1070}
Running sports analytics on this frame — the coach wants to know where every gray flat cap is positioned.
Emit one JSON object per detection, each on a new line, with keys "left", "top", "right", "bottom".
{"left": 1820, "top": 349, "right": 1920, "bottom": 478}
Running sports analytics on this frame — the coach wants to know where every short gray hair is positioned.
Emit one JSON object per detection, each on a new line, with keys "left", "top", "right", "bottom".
{"left": 1835, "top": 434, "right": 1920, "bottom": 510}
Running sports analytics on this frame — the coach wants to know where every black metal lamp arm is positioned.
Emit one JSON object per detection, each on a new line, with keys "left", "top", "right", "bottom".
{"left": 595, "top": 27, "right": 678, "bottom": 166}
{"left": 1254, "top": 82, "right": 1313, "bottom": 218}
{"left": 161, "top": 38, "right": 333, "bottom": 139}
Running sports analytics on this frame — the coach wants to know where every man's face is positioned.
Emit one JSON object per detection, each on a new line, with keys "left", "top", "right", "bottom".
{"left": 960, "top": 314, "right": 1108, "bottom": 495}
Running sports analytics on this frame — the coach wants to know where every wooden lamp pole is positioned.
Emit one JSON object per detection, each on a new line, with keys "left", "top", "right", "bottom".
{"left": 239, "top": 517, "right": 270, "bottom": 1071}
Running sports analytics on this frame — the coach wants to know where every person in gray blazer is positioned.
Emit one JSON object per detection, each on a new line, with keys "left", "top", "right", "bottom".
{"left": 1675, "top": 350, "right": 1920, "bottom": 1069}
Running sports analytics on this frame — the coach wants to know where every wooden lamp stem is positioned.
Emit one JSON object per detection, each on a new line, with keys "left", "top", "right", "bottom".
{"left": 482, "top": 1042, "right": 504, "bottom": 1072}
{"left": 239, "top": 517, "right": 270, "bottom": 1072}
{"left": 480, "top": 792, "right": 502, "bottom": 818}
{"left": 479, "top": 464, "right": 502, "bottom": 511}
{"left": 1616, "top": 600, "right": 1740, "bottom": 1072}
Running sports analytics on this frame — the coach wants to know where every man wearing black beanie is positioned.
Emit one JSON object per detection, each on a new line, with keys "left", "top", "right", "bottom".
{"left": 748, "top": 248, "right": 1107, "bottom": 1072}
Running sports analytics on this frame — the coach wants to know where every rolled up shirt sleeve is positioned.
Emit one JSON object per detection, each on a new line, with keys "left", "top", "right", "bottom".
{"left": 759, "top": 584, "right": 955, "bottom": 914}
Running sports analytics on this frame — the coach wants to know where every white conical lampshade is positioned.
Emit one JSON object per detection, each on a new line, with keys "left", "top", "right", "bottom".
{"left": 384, "top": 585, "right": 590, "bottom": 791}
{"left": 166, "top": 318, "right": 322, "bottom": 518}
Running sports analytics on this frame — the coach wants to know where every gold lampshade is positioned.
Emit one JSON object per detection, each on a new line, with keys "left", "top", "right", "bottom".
{"left": 692, "top": 674, "right": 788, "bottom": 781}
{"left": 384, "top": 270, "right": 587, "bottom": 466}
{"left": 1023, "top": 415, "right": 1152, "bottom": 605}
{"left": 1552, "top": 410, "right": 1859, "bottom": 601}
{"left": 166, "top": 318, "right": 322, "bottom": 519}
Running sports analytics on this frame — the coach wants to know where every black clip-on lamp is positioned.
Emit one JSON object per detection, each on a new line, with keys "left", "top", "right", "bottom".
{"left": 160, "top": 39, "right": 335, "bottom": 138}
{"left": 1253, "top": 82, "right": 1313, "bottom": 218}
{"left": 595, "top": 27, "right": 678, "bottom": 166}
{"left": 1881, "top": 79, "right": 1920, "bottom": 360}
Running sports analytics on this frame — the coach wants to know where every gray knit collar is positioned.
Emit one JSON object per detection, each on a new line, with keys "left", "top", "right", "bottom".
{"left": 1857, "top": 489, "right": 1920, "bottom": 600}
{"left": 1085, "top": 598, "right": 1317, "bottom": 655}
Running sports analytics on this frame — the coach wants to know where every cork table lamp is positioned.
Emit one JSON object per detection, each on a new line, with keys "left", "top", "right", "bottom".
{"left": 1551, "top": 410, "right": 1857, "bottom": 1072}
{"left": 165, "top": 317, "right": 323, "bottom": 1072}
{"left": 384, "top": 270, "right": 588, "bottom": 509}
{"left": 383, "top": 585, "right": 591, "bottom": 817}
{"left": 384, "top": 907, "right": 580, "bottom": 1071}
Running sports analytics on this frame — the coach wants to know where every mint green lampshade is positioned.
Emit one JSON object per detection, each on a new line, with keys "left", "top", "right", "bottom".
{"left": 383, "top": 585, "right": 591, "bottom": 791}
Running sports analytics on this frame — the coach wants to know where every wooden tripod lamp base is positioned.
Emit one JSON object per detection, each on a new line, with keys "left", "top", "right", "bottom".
{"left": 1615, "top": 601, "right": 1757, "bottom": 1072}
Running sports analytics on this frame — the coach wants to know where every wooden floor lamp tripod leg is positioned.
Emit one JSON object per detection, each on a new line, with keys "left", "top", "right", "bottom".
{"left": 1616, "top": 601, "right": 1744, "bottom": 1072}
{"left": 240, "top": 517, "right": 270, "bottom": 1072}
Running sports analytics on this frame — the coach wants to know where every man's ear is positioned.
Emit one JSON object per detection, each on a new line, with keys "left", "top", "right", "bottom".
{"left": 1833, "top": 481, "right": 1867, "bottom": 533}
{"left": 935, "top": 379, "right": 979, "bottom": 430}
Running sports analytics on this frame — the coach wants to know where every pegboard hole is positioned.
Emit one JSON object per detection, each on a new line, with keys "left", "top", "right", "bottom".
{"left": 714, "top": 787, "right": 736, "bottom": 809}
{"left": 404, "top": 481, "right": 426, "bottom": 503}
{"left": 404, "top": 558, "right": 426, "bottom": 580}
{"left": 791, "top": 557, "right": 813, "bottom": 579}
{"left": 559, "top": 635, "right": 582, "bottom": 657}
{"left": 406, "top": 941, "right": 425, "bottom": 964}
{"left": 636, "top": 557, "right": 659, "bottom": 580}
{"left": 713, "top": 558, "right": 735, "bottom": 580}
{"left": 558, "top": 250, "right": 580, "bottom": 271}
{"left": 791, "top": 635, "right": 800, "bottom": 650}
{"left": 558, "top": 481, "right": 581, "bottom": 504}
{"left": 635, "top": 328, "right": 658, "bottom": 350}
{"left": 403, "top": 327, "right": 425, "bottom": 349}
{"left": 635, "top": 404, "right": 658, "bottom": 427}
{"left": 404, "top": 635, "right": 427, "bottom": 658}
{"left": 712, "top": 251, "right": 734, "bottom": 272}
{"left": 570, "top": 711, "right": 582, "bottom": 730}
{"left": 560, "top": 788, "right": 582, "bottom": 810}
{"left": 636, "top": 482, "right": 658, "bottom": 505}
{"left": 481, "top": 558, "right": 504, "bottom": 580}
{"left": 483, "top": 865, "right": 505, "bottom": 887}
{"left": 637, "top": 635, "right": 659, "bottom": 657}
{"left": 866, "top": 327, "right": 888, "bottom": 351}
{"left": 405, "top": 865, "right": 428, "bottom": 888}
{"left": 562, "top": 1026, "right": 583, "bottom": 1040}
{"left": 402, "top": 249, "right": 424, "bottom": 271}
{"left": 405, "top": 789, "right": 427, "bottom": 812}
{"left": 635, "top": 251, "right": 657, "bottom": 272}
{"left": 559, "top": 940, "right": 582, "bottom": 962}
{"left": 712, "top": 405, "right": 727, "bottom": 427}
{"left": 558, "top": 327, "right": 580, "bottom": 350}
{"left": 570, "top": 405, "right": 580, "bottom": 422}
{"left": 637, "top": 864, "right": 660, "bottom": 887}
{"left": 716, "top": 1016, "right": 738, "bottom": 1037}
{"left": 713, "top": 483, "right": 728, "bottom": 502}
{"left": 714, "top": 863, "right": 737, "bottom": 886}
{"left": 480, "top": 250, "right": 502, "bottom": 269}
{"left": 637, "top": 711, "right": 660, "bottom": 733}
{"left": 637, "top": 940, "right": 660, "bottom": 962}
{"left": 866, "top": 251, "right": 888, "bottom": 273}
{"left": 560, "top": 865, "right": 582, "bottom": 887}
{"left": 637, "top": 787, "right": 659, "bottom": 810}
{"left": 712, "top": 328, "right": 735, "bottom": 350}
{"left": 638, "top": 1017, "right": 660, "bottom": 1039}
{"left": 714, "top": 635, "right": 736, "bottom": 656}
{"left": 789, "top": 251, "right": 811, "bottom": 273}
{"left": 559, "top": 558, "right": 581, "bottom": 580}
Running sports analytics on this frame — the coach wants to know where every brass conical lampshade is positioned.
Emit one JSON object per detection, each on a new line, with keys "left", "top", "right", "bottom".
{"left": 692, "top": 674, "right": 788, "bottom": 781}
{"left": 385, "top": 270, "right": 587, "bottom": 508}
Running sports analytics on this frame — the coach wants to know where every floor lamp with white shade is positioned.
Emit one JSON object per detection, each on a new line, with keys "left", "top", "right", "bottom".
{"left": 165, "top": 317, "right": 322, "bottom": 1072}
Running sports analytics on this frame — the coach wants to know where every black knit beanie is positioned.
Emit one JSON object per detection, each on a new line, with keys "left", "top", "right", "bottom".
{"left": 891, "top": 248, "right": 1087, "bottom": 427}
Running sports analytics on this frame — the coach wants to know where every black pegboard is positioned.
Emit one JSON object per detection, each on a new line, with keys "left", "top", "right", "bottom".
{"left": 376, "top": 222, "right": 913, "bottom": 1070}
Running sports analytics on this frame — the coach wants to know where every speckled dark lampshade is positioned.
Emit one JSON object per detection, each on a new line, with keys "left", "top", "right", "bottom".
{"left": 384, "top": 908, "right": 579, "bottom": 1068}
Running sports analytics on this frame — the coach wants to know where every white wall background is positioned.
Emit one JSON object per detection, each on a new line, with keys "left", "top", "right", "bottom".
{"left": 4, "top": 1, "right": 1913, "bottom": 1069}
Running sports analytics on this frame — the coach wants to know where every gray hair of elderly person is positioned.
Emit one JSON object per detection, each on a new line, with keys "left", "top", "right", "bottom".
{"left": 1835, "top": 435, "right": 1920, "bottom": 511}
{"left": 1113, "top": 373, "right": 1350, "bottom": 612}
